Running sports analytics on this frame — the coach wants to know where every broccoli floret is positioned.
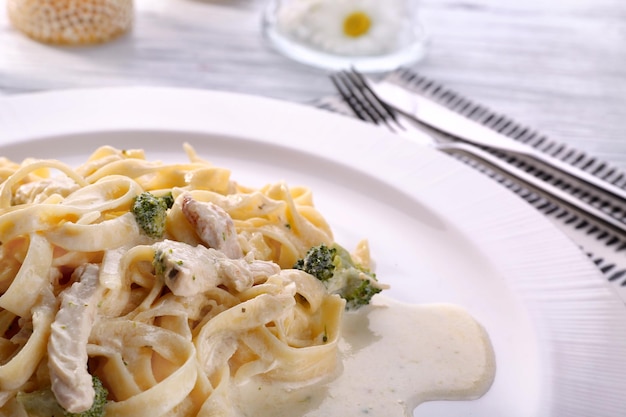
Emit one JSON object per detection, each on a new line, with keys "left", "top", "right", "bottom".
{"left": 293, "top": 244, "right": 337, "bottom": 281}
{"left": 294, "top": 243, "right": 383, "bottom": 310}
{"left": 160, "top": 192, "right": 175, "bottom": 210}
{"left": 131, "top": 191, "right": 174, "bottom": 238}
{"left": 17, "top": 375, "right": 108, "bottom": 417}
{"left": 340, "top": 275, "right": 383, "bottom": 310}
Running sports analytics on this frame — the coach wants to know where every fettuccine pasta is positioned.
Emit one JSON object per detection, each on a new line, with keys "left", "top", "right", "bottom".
{"left": 0, "top": 144, "right": 364, "bottom": 417}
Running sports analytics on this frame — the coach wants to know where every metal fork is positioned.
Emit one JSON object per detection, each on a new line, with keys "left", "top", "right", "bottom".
{"left": 330, "top": 70, "right": 626, "bottom": 237}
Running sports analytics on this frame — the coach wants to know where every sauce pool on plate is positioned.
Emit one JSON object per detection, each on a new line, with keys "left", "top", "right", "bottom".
{"left": 234, "top": 295, "right": 496, "bottom": 416}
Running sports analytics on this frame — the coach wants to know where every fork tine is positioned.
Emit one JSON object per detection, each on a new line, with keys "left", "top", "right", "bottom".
{"left": 346, "top": 69, "right": 400, "bottom": 124}
{"left": 340, "top": 71, "right": 386, "bottom": 122}
{"left": 331, "top": 70, "right": 402, "bottom": 134}
{"left": 330, "top": 72, "right": 378, "bottom": 124}
{"left": 330, "top": 73, "right": 363, "bottom": 120}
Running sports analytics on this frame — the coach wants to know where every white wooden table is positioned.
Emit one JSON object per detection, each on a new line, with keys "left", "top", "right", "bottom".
{"left": 0, "top": 0, "right": 624, "bottom": 169}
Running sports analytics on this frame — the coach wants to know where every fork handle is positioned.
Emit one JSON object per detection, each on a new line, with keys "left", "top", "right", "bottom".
{"left": 439, "top": 142, "right": 626, "bottom": 237}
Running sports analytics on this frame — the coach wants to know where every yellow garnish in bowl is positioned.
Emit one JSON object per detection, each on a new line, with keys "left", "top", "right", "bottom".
{"left": 343, "top": 11, "right": 371, "bottom": 38}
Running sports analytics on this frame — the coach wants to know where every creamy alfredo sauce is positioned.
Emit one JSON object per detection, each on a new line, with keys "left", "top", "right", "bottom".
{"left": 234, "top": 295, "right": 496, "bottom": 416}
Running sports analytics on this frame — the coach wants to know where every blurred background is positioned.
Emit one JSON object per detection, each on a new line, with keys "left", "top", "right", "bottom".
{"left": 0, "top": 0, "right": 625, "bottom": 167}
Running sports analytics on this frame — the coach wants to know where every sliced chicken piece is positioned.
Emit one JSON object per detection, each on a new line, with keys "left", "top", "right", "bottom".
{"left": 13, "top": 176, "right": 80, "bottom": 205}
{"left": 153, "top": 240, "right": 280, "bottom": 297}
{"left": 181, "top": 194, "right": 243, "bottom": 258}
{"left": 48, "top": 264, "right": 101, "bottom": 413}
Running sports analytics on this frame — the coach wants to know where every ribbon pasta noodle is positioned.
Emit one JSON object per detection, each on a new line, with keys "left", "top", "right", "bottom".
{"left": 0, "top": 144, "right": 360, "bottom": 417}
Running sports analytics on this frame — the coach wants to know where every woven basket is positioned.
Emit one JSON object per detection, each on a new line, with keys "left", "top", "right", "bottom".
{"left": 7, "top": 0, "right": 133, "bottom": 45}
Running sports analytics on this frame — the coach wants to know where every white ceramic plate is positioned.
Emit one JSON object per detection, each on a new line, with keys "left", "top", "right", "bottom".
{"left": 1, "top": 87, "right": 625, "bottom": 416}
